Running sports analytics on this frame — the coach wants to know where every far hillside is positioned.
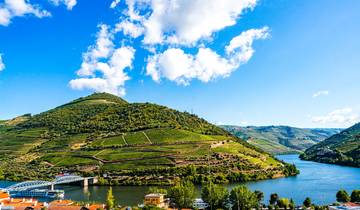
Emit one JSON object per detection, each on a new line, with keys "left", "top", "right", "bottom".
{"left": 221, "top": 125, "right": 342, "bottom": 154}
{"left": 301, "top": 122, "right": 360, "bottom": 167}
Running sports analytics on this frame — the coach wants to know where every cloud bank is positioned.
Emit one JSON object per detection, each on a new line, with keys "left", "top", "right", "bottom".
{"left": 146, "top": 27, "right": 269, "bottom": 84}
{"left": 312, "top": 108, "right": 359, "bottom": 126}
{"left": 0, "top": 0, "right": 77, "bottom": 26}
{"left": 71, "top": 0, "right": 269, "bottom": 95}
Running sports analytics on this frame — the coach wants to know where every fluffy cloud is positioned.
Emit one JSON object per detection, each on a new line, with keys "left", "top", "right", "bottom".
{"left": 312, "top": 90, "right": 330, "bottom": 98}
{"left": 114, "top": 0, "right": 257, "bottom": 45}
{"left": 75, "top": 0, "right": 267, "bottom": 94}
{"left": 70, "top": 24, "right": 135, "bottom": 96}
{"left": 312, "top": 108, "right": 359, "bottom": 125}
{"left": 146, "top": 27, "right": 269, "bottom": 84}
{"left": 115, "top": 19, "right": 144, "bottom": 38}
{"left": 50, "top": 0, "right": 77, "bottom": 10}
{"left": 0, "top": 0, "right": 51, "bottom": 26}
{"left": 0, "top": 54, "right": 5, "bottom": 71}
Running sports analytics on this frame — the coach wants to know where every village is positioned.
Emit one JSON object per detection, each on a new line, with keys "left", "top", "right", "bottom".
{"left": 1, "top": 189, "right": 360, "bottom": 210}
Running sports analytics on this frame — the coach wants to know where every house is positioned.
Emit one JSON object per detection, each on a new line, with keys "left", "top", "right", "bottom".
{"left": 144, "top": 193, "right": 168, "bottom": 208}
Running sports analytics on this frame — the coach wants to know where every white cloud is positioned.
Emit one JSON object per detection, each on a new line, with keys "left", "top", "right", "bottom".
{"left": 0, "top": 0, "right": 51, "bottom": 26}
{"left": 146, "top": 27, "right": 269, "bottom": 84}
{"left": 312, "top": 108, "right": 359, "bottom": 126}
{"left": 70, "top": 24, "right": 135, "bottom": 96}
{"left": 137, "top": 0, "right": 258, "bottom": 45}
{"left": 0, "top": 54, "right": 5, "bottom": 71}
{"left": 115, "top": 19, "right": 144, "bottom": 38}
{"left": 312, "top": 90, "right": 329, "bottom": 98}
{"left": 110, "top": 0, "right": 121, "bottom": 9}
{"left": 50, "top": 0, "right": 77, "bottom": 10}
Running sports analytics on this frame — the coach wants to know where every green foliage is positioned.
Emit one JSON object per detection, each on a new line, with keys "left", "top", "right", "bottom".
{"left": 106, "top": 187, "right": 115, "bottom": 210}
{"left": 167, "top": 180, "right": 195, "bottom": 209}
{"left": 201, "top": 181, "right": 229, "bottom": 209}
{"left": 303, "top": 197, "right": 312, "bottom": 208}
{"left": 147, "top": 187, "right": 167, "bottom": 195}
{"left": 277, "top": 198, "right": 290, "bottom": 209}
{"left": 19, "top": 93, "right": 228, "bottom": 136}
{"left": 351, "top": 190, "right": 360, "bottom": 202}
{"left": 254, "top": 190, "right": 264, "bottom": 204}
{"left": 302, "top": 123, "right": 360, "bottom": 167}
{"left": 229, "top": 185, "right": 259, "bottom": 210}
{"left": 289, "top": 199, "right": 295, "bottom": 210}
{"left": 269, "top": 193, "right": 279, "bottom": 205}
{"left": 336, "top": 190, "right": 350, "bottom": 203}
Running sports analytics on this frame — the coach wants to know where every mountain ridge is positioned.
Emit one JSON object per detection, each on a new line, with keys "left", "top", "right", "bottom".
{"left": 221, "top": 125, "right": 342, "bottom": 154}
{"left": 301, "top": 122, "right": 360, "bottom": 167}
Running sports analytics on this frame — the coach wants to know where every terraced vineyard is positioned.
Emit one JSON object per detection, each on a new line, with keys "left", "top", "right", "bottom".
{"left": 0, "top": 93, "right": 298, "bottom": 185}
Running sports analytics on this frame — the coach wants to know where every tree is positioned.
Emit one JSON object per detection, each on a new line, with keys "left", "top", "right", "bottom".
{"left": 289, "top": 199, "right": 295, "bottom": 210}
{"left": 106, "top": 187, "right": 115, "bottom": 210}
{"left": 269, "top": 193, "right": 279, "bottom": 206}
{"left": 336, "top": 190, "right": 350, "bottom": 203}
{"left": 277, "top": 198, "right": 290, "bottom": 209}
{"left": 147, "top": 187, "right": 167, "bottom": 195}
{"left": 168, "top": 180, "right": 195, "bottom": 209}
{"left": 201, "top": 181, "right": 229, "bottom": 210}
{"left": 303, "top": 197, "right": 312, "bottom": 208}
{"left": 254, "top": 190, "right": 264, "bottom": 204}
{"left": 351, "top": 190, "right": 360, "bottom": 202}
{"left": 229, "top": 185, "right": 259, "bottom": 210}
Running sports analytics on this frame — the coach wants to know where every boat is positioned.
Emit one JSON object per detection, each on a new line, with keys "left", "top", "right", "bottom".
{"left": 10, "top": 189, "right": 65, "bottom": 199}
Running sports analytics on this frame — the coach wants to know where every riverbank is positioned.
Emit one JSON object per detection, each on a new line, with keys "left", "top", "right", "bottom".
{"left": 2, "top": 155, "right": 360, "bottom": 206}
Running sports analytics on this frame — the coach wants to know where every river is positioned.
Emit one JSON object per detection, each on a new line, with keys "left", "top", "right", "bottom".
{"left": 1, "top": 154, "right": 360, "bottom": 206}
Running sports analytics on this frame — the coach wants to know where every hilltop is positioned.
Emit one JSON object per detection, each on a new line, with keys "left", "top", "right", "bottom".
{"left": 221, "top": 125, "right": 342, "bottom": 154}
{"left": 0, "top": 93, "right": 297, "bottom": 185}
{"left": 301, "top": 123, "right": 360, "bottom": 167}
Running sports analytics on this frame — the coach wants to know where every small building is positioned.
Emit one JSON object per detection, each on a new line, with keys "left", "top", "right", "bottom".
{"left": 144, "top": 193, "right": 167, "bottom": 208}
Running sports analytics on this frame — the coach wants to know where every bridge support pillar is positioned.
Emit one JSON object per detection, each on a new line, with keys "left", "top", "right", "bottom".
{"left": 81, "top": 178, "right": 88, "bottom": 187}
{"left": 50, "top": 184, "right": 54, "bottom": 191}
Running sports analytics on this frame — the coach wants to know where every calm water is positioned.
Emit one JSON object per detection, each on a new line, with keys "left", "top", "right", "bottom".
{"left": 1, "top": 155, "right": 360, "bottom": 206}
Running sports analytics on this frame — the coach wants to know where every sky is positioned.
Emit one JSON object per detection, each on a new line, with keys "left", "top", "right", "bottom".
{"left": 0, "top": 0, "right": 359, "bottom": 128}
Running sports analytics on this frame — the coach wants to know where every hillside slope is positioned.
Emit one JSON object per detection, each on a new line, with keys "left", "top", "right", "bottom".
{"left": 0, "top": 93, "right": 298, "bottom": 185}
{"left": 301, "top": 123, "right": 360, "bottom": 167}
{"left": 222, "top": 125, "right": 342, "bottom": 154}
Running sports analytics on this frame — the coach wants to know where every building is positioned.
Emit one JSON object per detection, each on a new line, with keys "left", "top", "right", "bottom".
{"left": 193, "top": 198, "right": 209, "bottom": 210}
{"left": 0, "top": 197, "right": 45, "bottom": 210}
{"left": 329, "top": 202, "right": 360, "bottom": 210}
{"left": 144, "top": 193, "right": 168, "bottom": 208}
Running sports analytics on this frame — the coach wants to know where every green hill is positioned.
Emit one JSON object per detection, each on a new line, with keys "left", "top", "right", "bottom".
{"left": 0, "top": 93, "right": 298, "bottom": 185}
{"left": 301, "top": 123, "right": 360, "bottom": 167}
{"left": 221, "top": 125, "right": 342, "bottom": 154}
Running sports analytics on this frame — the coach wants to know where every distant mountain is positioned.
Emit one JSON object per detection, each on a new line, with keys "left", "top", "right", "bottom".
{"left": 221, "top": 125, "right": 342, "bottom": 154}
{"left": 301, "top": 123, "right": 360, "bottom": 167}
{"left": 0, "top": 93, "right": 298, "bottom": 185}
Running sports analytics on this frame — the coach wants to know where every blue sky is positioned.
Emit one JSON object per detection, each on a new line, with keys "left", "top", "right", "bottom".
{"left": 0, "top": 0, "right": 359, "bottom": 128}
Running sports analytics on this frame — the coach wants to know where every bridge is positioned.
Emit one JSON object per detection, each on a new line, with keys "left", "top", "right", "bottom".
{"left": 4, "top": 175, "right": 98, "bottom": 192}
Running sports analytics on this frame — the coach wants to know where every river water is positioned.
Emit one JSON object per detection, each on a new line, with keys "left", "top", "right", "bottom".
{"left": 1, "top": 154, "right": 360, "bottom": 206}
